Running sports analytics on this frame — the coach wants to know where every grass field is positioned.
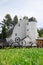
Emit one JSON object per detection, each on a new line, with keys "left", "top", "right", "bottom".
{"left": 0, "top": 48, "right": 43, "bottom": 65}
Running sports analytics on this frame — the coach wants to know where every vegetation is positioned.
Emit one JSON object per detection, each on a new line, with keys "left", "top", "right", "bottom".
{"left": 2, "top": 14, "right": 12, "bottom": 26}
{"left": 13, "top": 15, "right": 18, "bottom": 25}
{"left": 38, "top": 29, "right": 43, "bottom": 37}
{"left": 0, "top": 48, "right": 43, "bottom": 65}
{"left": 0, "top": 34, "right": 2, "bottom": 39}
{"left": 2, "top": 14, "right": 18, "bottom": 26}
{"left": 2, "top": 25, "right": 7, "bottom": 39}
{"left": 0, "top": 14, "right": 18, "bottom": 39}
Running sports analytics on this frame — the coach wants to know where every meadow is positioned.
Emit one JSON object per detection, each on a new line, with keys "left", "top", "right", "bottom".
{"left": 0, "top": 48, "right": 43, "bottom": 65}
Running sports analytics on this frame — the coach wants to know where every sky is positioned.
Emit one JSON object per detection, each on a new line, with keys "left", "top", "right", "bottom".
{"left": 0, "top": 0, "right": 43, "bottom": 28}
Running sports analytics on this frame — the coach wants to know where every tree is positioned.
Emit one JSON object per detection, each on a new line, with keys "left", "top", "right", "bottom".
{"left": 2, "top": 25, "right": 7, "bottom": 39}
{"left": 2, "top": 14, "right": 12, "bottom": 26}
{"left": 13, "top": 15, "right": 18, "bottom": 25}
{"left": 0, "top": 34, "right": 2, "bottom": 39}
{"left": 37, "top": 29, "right": 43, "bottom": 37}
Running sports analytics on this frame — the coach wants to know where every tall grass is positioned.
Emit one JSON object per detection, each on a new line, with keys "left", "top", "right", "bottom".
{"left": 0, "top": 48, "right": 43, "bottom": 65}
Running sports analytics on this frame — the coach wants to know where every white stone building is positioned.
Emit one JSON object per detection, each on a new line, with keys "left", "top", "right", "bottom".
{"left": 6, "top": 17, "right": 38, "bottom": 46}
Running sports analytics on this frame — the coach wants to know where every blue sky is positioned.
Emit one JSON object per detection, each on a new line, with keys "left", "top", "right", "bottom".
{"left": 0, "top": 0, "right": 43, "bottom": 28}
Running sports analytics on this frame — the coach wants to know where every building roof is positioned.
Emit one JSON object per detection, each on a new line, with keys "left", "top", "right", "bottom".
{"left": 29, "top": 17, "right": 37, "bottom": 22}
{"left": 36, "top": 37, "right": 43, "bottom": 40}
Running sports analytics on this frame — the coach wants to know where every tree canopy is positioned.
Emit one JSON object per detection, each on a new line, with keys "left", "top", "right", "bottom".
{"left": 13, "top": 15, "right": 18, "bottom": 25}
{"left": 2, "top": 14, "right": 12, "bottom": 26}
{"left": 38, "top": 29, "right": 43, "bottom": 37}
{"left": 2, "top": 25, "right": 7, "bottom": 39}
{"left": 1, "top": 14, "right": 18, "bottom": 39}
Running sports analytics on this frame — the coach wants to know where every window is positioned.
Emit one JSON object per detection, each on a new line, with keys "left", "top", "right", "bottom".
{"left": 18, "top": 23, "right": 20, "bottom": 27}
{"left": 27, "top": 29, "right": 29, "bottom": 31}
{"left": 17, "top": 39, "right": 18, "bottom": 41}
{"left": 15, "top": 37, "right": 20, "bottom": 42}
{"left": 15, "top": 33, "right": 17, "bottom": 36}
{"left": 40, "top": 42, "right": 42, "bottom": 43}
{"left": 27, "top": 23, "right": 29, "bottom": 25}
{"left": 22, "top": 42, "right": 23, "bottom": 44}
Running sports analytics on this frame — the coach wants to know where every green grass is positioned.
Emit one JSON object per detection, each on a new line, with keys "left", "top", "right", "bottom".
{"left": 0, "top": 48, "right": 43, "bottom": 65}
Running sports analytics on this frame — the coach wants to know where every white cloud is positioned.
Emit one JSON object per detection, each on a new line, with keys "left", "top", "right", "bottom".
{"left": 0, "top": 0, "right": 43, "bottom": 28}
{"left": 0, "top": 0, "right": 8, "bottom": 5}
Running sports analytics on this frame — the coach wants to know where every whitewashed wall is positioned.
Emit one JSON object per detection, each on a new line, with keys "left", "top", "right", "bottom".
{"left": 10, "top": 19, "right": 26, "bottom": 42}
{"left": 6, "top": 18, "right": 38, "bottom": 43}
{"left": 28, "top": 21, "right": 37, "bottom": 41}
